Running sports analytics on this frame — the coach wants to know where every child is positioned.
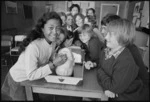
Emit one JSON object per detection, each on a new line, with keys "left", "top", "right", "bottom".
{"left": 1, "top": 11, "right": 67, "bottom": 100}
{"left": 97, "top": 19, "right": 149, "bottom": 101}
{"left": 84, "top": 15, "right": 105, "bottom": 43}
{"left": 79, "top": 24, "right": 104, "bottom": 70}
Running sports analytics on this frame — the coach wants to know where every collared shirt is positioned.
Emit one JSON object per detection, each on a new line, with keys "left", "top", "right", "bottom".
{"left": 104, "top": 47, "right": 125, "bottom": 60}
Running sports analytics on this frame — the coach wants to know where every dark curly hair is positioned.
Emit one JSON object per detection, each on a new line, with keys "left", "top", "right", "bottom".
{"left": 85, "top": 15, "right": 97, "bottom": 28}
{"left": 101, "top": 13, "right": 121, "bottom": 26}
{"left": 69, "top": 4, "right": 80, "bottom": 13}
{"left": 86, "top": 8, "right": 96, "bottom": 19}
{"left": 19, "top": 11, "right": 62, "bottom": 54}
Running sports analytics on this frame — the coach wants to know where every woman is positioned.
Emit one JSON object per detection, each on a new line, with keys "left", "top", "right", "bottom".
{"left": 97, "top": 19, "right": 149, "bottom": 101}
{"left": 1, "top": 11, "right": 67, "bottom": 100}
{"left": 79, "top": 24, "right": 104, "bottom": 70}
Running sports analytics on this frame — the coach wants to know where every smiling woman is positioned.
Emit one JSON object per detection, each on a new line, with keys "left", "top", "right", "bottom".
{"left": 1, "top": 11, "right": 69, "bottom": 101}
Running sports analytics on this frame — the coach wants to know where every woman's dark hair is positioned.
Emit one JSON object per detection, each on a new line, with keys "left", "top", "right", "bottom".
{"left": 101, "top": 14, "right": 121, "bottom": 26}
{"left": 19, "top": 11, "right": 62, "bottom": 54}
{"left": 85, "top": 15, "right": 97, "bottom": 28}
{"left": 69, "top": 4, "right": 80, "bottom": 13}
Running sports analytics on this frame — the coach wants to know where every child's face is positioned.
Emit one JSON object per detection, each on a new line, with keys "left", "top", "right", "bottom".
{"left": 42, "top": 19, "right": 61, "bottom": 42}
{"left": 105, "top": 31, "right": 119, "bottom": 49}
{"left": 87, "top": 10, "right": 94, "bottom": 16}
{"left": 76, "top": 15, "right": 83, "bottom": 27}
{"left": 56, "top": 33, "right": 65, "bottom": 45}
{"left": 71, "top": 7, "right": 79, "bottom": 16}
{"left": 79, "top": 31, "right": 91, "bottom": 43}
{"left": 66, "top": 15, "right": 73, "bottom": 26}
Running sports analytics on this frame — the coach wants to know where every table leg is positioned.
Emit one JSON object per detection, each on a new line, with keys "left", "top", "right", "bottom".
{"left": 25, "top": 86, "right": 33, "bottom": 101}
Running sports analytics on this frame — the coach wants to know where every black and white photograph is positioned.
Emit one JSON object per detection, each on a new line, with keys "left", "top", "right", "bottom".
{"left": 1, "top": 1, "right": 149, "bottom": 101}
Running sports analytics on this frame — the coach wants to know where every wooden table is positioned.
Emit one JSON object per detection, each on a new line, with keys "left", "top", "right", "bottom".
{"left": 21, "top": 68, "right": 108, "bottom": 101}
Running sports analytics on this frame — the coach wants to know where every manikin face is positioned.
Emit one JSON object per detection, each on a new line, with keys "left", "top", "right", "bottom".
{"left": 79, "top": 31, "right": 91, "bottom": 44}
{"left": 105, "top": 31, "right": 119, "bottom": 50}
{"left": 66, "top": 15, "right": 73, "bottom": 26}
{"left": 71, "top": 7, "right": 79, "bottom": 16}
{"left": 42, "top": 19, "right": 61, "bottom": 43}
{"left": 76, "top": 15, "right": 83, "bottom": 27}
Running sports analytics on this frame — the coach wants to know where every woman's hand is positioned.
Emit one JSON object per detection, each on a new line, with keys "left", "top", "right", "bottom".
{"left": 53, "top": 54, "right": 67, "bottom": 67}
{"left": 104, "top": 90, "right": 118, "bottom": 98}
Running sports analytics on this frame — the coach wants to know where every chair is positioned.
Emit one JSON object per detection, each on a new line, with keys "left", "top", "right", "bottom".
{"left": 10, "top": 35, "right": 26, "bottom": 56}
{"left": 1, "top": 35, "right": 13, "bottom": 66}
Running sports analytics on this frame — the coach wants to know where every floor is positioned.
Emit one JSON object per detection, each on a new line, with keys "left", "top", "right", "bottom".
{"left": 1, "top": 54, "right": 82, "bottom": 101}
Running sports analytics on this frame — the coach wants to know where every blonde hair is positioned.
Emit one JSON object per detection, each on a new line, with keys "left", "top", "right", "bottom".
{"left": 107, "top": 19, "right": 135, "bottom": 46}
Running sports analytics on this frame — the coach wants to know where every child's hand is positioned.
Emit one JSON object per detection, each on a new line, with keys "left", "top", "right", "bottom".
{"left": 53, "top": 54, "right": 67, "bottom": 67}
{"left": 84, "top": 61, "right": 95, "bottom": 70}
{"left": 104, "top": 90, "right": 118, "bottom": 98}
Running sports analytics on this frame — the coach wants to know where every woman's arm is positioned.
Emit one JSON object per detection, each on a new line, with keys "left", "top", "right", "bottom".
{"left": 24, "top": 44, "right": 53, "bottom": 81}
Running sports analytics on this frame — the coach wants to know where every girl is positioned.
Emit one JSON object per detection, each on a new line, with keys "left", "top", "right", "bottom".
{"left": 84, "top": 15, "right": 105, "bottom": 43}
{"left": 79, "top": 24, "right": 104, "bottom": 70}
{"left": 1, "top": 11, "right": 67, "bottom": 100}
{"left": 72, "top": 13, "right": 85, "bottom": 47}
{"left": 97, "top": 19, "right": 149, "bottom": 101}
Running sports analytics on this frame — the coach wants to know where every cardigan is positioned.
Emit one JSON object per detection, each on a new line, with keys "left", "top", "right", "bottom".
{"left": 9, "top": 38, "right": 55, "bottom": 82}
{"left": 97, "top": 48, "right": 149, "bottom": 100}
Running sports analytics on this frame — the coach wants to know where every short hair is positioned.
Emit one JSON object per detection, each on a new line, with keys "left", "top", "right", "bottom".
{"left": 81, "top": 24, "right": 95, "bottom": 37}
{"left": 69, "top": 4, "right": 80, "bottom": 13}
{"left": 101, "top": 14, "right": 121, "bottom": 26}
{"left": 107, "top": 19, "right": 136, "bottom": 46}
{"left": 58, "top": 12, "right": 66, "bottom": 19}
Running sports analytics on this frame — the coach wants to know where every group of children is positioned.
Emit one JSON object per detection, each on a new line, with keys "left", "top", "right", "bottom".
{"left": 1, "top": 3, "right": 149, "bottom": 101}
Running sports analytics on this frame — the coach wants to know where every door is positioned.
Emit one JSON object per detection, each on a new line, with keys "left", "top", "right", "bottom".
{"left": 99, "top": 4, "right": 119, "bottom": 29}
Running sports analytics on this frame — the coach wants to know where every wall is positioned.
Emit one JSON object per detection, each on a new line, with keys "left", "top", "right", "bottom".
{"left": 1, "top": 1, "right": 34, "bottom": 33}
{"left": 47, "top": 1, "right": 67, "bottom": 13}
{"left": 95, "top": 1, "right": 128, "bottom": 27}
{"left": 32, "top": 1, "right": 47, "bottom": 26}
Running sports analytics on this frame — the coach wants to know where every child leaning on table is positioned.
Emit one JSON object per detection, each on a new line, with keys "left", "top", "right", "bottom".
{"left": 1, "top": 11, "right": 67, "bottom": 101}
{"left": 79, "top": 24, "right": 104, "bottom": 70}
{"left": 97, "top": 19, "right": 149, "bottom": 101}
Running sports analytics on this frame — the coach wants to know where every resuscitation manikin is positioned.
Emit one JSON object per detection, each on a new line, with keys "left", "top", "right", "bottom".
{"left": 56, "top": 48, "right": 75, "bottom": 76}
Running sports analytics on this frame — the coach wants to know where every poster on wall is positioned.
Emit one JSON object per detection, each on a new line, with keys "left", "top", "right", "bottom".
{"left": 5, "top": 1, "right": 18, "bottom": 14}
{"left": 133, "top": 2, "right": 141, "bottom": 17}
